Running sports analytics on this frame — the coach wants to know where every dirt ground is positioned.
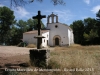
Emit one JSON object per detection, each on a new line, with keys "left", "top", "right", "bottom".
{"left": 0, "top": 46, "right": 35, "bottom": 66}
{"left": 0, "top": 46, "right": 54, "bottom": 67}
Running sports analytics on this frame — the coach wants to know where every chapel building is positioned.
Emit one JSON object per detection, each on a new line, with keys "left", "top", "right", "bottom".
{"left": 23, "top": 12, "right": 74, "bottom": 47}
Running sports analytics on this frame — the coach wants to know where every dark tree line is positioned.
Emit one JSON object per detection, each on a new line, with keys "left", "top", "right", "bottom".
{"left": 0, "top": 6, "right": 15, "bottom": 45}
{"left": 0, "top": 6, "right": 45, "bottom": 45}
{"left": 70, "top": 10, "right": 100, "bottom": 45}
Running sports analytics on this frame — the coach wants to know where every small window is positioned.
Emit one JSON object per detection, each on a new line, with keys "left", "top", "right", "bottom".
{"left": 47, "top": 40, "right": 48, "bottom": 45}
{"left": 47, "top": 35, "right": 48, "bottom": 37}
{"left": 55, "top": 25, "right": 58, "bottom": 28}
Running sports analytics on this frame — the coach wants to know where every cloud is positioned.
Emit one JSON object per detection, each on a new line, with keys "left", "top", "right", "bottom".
{"left": 0, "top": 4, "right": 4, "bottom": 7}
{"left": 91, "top": 5, "right": 100, "bottom": 13}
{"left": 43, "top": 10, "right": 74, "bottom": 24}
{"left": 13, "top": 6, "right": 30, "bottom": 19}
{"left": 84, "top": 0, "right": 90, "bottom": 4}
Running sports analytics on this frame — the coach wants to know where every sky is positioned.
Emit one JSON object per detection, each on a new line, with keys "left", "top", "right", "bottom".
{"left": 0, "top": 0, "right": 100, "bottom": 26}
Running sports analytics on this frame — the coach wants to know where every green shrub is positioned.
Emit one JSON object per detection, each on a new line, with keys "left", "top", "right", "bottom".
{"left": 17, "top": 42, "right": 27, "bottom": 47}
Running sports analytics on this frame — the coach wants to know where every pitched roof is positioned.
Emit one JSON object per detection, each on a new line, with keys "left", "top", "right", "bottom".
{"left": 23, "top": 30, "right": 49, "bottom": 34}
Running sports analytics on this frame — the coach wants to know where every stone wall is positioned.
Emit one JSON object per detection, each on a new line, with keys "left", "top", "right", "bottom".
{"left": 29, "top": 49, "right": 50, "bottom": 68}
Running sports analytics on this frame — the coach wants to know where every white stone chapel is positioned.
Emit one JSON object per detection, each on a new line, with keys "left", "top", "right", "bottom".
{"left": 23, "top": 12, "right": 74, "bottom": 47}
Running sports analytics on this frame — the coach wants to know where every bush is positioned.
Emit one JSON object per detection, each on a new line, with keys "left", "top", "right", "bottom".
{"left": 17, "top": 42, "right": 27, "bottom": 47}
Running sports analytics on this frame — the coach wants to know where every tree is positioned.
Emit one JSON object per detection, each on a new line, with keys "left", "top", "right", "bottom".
{"left": 8, "top": 25, "right": 20, "bottom": 45}
{"left": 10, "top": 0, "right": 65, "bottom": 7}
{"left": 15, "top": 20, "right": 28, "bottom": 44}
{"left": 70, "top": 18, "right": 99, "bottom": 45}
{"left": 84, "top": 17, "right": 97, "bottom": 34}
{"left": 17, "top": 20, "right": 28, "bottom": 33}
{"left": 95, "top": 10, "right": 100, "bottom": 44}
{"left": 83, "top": 17, "right": 99, "bottom": 44}
{"left": 27, "top": 19, "right": 34, "bottom": 31}
{"left": 8, "top": 20, "right": 28, "bottom": 45}
{"left": 83, "top": 29, "right": 98, "bottom": 44}
{"left": 0, "top": 6, "right": 15, "bottom": 45}
{"left": 27, "top": 18, "right": 45, "bottom": 31}
{"left": 70, "top": 20, "right": 84, "bottom": 44}
{"left": 96, "top": 9, "right": 100, "bottom": 21}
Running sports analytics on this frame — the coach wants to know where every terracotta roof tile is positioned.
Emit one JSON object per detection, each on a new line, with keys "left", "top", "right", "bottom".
{"left": 23, "top": 30, "right": 49, "bottom": 34}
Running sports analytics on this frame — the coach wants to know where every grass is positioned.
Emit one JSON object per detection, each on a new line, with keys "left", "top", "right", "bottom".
{"left": 26, "top": 44, "right": 36, "bottom": 48}
{"left": 49, "top": 49, "right": 96, "bottom": 75}
{"left": 4, "top": 44, "right": 100, "bottom": 75}
{"left": 50, "top": 44, "right": 100, "bottom": 75}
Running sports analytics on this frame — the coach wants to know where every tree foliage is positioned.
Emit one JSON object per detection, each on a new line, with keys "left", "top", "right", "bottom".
{"left": 70, "top": 20, "right": 84, "bottom": 44}
{"left": 27, "top": 19, "right": 45, "bottom": 30}
{"left": 0, "top": 6, "right": 15, "bottom": 44}
{"left": 17, "top": 20, "right": 28, "bottom": 33}
{"left": 96, "top": 9, "right": 100, "bottom": 21}
{"left": 70, "top": 17, "right": 100, "bottom": 45}
{"left": 9, "top": 25, "right": 21, "bottom": 45}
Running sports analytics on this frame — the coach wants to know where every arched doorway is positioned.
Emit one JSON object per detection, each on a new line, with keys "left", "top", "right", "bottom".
{"left": 55, "top": 38, "right": 59, "bottom": 45}
{"left": 53, "top": 35, "right": 61, "bottom": 46}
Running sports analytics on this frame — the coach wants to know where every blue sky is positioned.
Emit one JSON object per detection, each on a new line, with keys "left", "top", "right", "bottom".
{"left": 0, "top": 0, "right": 100, "bottom": 26}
